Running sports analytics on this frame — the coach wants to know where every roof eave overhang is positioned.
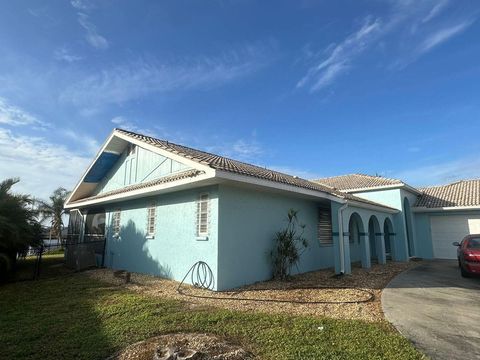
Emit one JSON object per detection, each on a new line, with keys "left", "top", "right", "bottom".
{"left": 65, "top": 129, "right": 217, "bottom": 207}
{"left": 345, "top": 199, "right": 399, "bottom": 214}
{"left": 344, "top": 183, "right": 421, "bottom": 195}
{"left": 413, "top": 205, "right": 480, "bottom": 213}
{"left": 65, "top": 130, "right": 118, "bottom": 205}
{"left": 215, "top": 170, "right": 346, "bottom": 204}
{"left": 65, "top": 172, "right": 217, "bottom": 209}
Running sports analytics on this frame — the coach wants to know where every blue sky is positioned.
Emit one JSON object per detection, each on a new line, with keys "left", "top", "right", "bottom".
{"left": 1, "top": 0, "right": 480, "bottom": 199}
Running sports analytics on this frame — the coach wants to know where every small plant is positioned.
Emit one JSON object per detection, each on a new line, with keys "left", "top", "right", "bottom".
{"left": 270, "top": 209, "right": 308, "bottom": 280}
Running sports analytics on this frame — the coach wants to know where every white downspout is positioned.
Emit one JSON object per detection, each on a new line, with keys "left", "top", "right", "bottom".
{"left": 337, "top": 202, "right": 348, "bottom": 274}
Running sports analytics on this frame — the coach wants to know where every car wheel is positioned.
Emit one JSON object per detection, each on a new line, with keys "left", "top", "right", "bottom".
{"left": 460, "top": 266, "right": 470, "bottom": 278}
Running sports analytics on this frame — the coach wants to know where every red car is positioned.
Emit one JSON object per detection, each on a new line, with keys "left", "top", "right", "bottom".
{"left": 453, "top": 235, "right": 480, "bottom": 277}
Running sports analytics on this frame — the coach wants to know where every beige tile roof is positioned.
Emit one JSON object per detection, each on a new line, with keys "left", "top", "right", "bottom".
{"left": 115, "top": 129, "right": 396, "bottom": 210}
{"left": 313, "top": 174, "right": 404, "bottom": 192}
{"left": 69, "top": 169, "right": 204, "bottom": 205}
{"left": 415, "top": 180, "right": 480, "bottom": 208}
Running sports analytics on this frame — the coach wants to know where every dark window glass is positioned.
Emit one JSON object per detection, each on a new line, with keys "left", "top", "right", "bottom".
{"left": 467, "top": 238, "right": 480, "bottom": 249}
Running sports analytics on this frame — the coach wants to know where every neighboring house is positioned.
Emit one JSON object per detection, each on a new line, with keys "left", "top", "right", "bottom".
{"left": 64, "top": 129, "right": 480, "bottom": 290}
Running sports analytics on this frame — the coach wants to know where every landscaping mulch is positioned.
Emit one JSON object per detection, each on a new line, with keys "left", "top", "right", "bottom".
{"left": 85, "top": 261, "right": 420, "bottom": 323}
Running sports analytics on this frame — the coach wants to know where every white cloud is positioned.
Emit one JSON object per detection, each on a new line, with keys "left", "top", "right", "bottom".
{"left": 0, "top": 97, "right": 48, "bottom": 128}
{"left": 417, "top": 19, "right": 475, "bottom": 55}
{"left": 111, "top": 116, "right": 162, "bottom": 139}
{"left": 297, "top": 17, "right": 382, "bottom": 91}
{"left": 210, "top": 138, "right": 264, "bottom": 163}
{"left": 77, "top": 12, "right": 109, "bottom": 50}
{"left": 0, "top": 128, "right": 91, "bottom": 200}
{"left": 393, "top": 156, "right": 480, "bottom": 187}
{"left": 422, "top": 0, "right": 449, "bottom": 23}
{"left": 71, "top": 0, "right": 92, "bottom": 10}
{"left": 297, "top": 1, "right": 475, "bottom": 91}
{"left": 62, "top": 129, "right": 100, "bottom": 156}
{"left": 62, "top": 45, "right": 271, "bottom": 107}
{"left": 54, "top": 47, "right": 83, "bottom": 63}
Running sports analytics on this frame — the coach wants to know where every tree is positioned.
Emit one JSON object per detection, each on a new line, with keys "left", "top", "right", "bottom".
{"left": 38, "top": 187, "right": 70, "bottom": 246}
{"left": 0, "top": 178, "right": 42, "bottom": 280}
{"left": 269, "top": 209, "right": 308, "bottom": 280}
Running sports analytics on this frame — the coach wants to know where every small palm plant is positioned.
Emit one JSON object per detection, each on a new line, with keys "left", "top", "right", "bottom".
{"left": 38, "top": 187, "right": 70, "bottom": 248}
{"left": 270, "top": 209, "right": 308, "bottom": 280}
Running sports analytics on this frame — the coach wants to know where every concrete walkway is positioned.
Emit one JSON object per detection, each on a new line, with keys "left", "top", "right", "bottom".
{"left": 382, "top": 260, "right": 480, "bottom": 360}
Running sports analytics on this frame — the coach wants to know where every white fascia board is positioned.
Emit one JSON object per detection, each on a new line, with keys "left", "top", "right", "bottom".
{"left": 403, "top": 184, "right": 422, "bottom": 195}
{"left": 346, "top": 200, "right": 399, "bottom": 214}
{"left": 345, "top": 183, "right": 421, "bottom": 195}
{"left": 65, "top": 172, "right": 216, "bottom": 209}
{"left": 65, "top": 130, "right": 118, "bottom": 206}
{"left": 113, "top": 131, "right": 215, "bottom": 175}
{"left": 413, "top": 205, "right": 480, "bottom": 213}
{"left": 215, "top": 170, "right": 345, "bottom": 203}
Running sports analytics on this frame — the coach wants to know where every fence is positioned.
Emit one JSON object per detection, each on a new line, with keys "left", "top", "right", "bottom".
{"left": 65, "top": 235, "right": 106, "bottom": 271}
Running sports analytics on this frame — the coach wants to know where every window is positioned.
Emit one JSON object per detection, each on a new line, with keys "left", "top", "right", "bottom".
{"left": 112, "top": 209, "right": 121, "bottom": 237}
{"left": 146, "top": 203, "right": 156, "bottom": 237}
{"left": 467, "top": 238, "right": 480, "bottom": 249}
{"left": 317, "top": 206, "right": 333, "bottom": 245}
{"left": 196, "top": 193, "right": 209, "bottom": 237}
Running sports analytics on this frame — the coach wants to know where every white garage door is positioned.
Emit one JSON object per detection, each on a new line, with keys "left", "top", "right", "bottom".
{"left": 430, "top": 215, "right": 480, "bottom": 259}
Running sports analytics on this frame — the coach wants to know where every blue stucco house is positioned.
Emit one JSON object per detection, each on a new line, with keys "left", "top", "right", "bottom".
{"left": 64, "top": 128, "right": 480, "bottom": 290}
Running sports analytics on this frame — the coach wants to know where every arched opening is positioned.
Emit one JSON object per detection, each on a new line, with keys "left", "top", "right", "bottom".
{"left": 348, "top": 212, "right": 364, "bottom": 264}
{"left": 384, "top": 218, "right": 394, "bottom": 260}
{"left": 368, "top": 216, "right": 381, "bottom": 262}
{"left": 403, "top": 198, "right": 414, "bottom": 257}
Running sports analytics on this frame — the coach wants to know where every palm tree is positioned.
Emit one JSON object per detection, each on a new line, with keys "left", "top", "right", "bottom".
{"left": 0, "top": 178, "right": 42, "bottom": 280}
{"left": 38, "top": 187, "right": 70, "bottom": 247}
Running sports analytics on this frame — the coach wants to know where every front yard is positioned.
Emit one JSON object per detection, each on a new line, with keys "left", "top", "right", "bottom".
{"left": 0, "top": 255, "right": 426, "bottom": 359}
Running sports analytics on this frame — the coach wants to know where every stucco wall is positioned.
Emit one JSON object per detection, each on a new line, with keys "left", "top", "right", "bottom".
{"left": 103, "top": 185, "right": 219, "bottom": 288}
{"left": 353, "top": 189, "right": 403, "bottom": 210}
{"left": 414, "top": 212, "right": 434, "bottom": 259}
{"left": 349, "top": 188, "right": 419, "bottom": 260}
{"left": 217, "top": 184, "right": 335, "bottom": 290}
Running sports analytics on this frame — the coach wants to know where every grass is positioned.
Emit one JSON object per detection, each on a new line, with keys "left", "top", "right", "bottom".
{"left": 0, "top": 256, "right": 426, "bottom": 360}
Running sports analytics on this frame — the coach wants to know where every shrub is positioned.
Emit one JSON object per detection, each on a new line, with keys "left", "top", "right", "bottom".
{"left": 270, "top": 209, "right": 308, "bottom": 280}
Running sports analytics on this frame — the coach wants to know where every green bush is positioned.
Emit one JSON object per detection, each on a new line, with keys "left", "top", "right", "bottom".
{"left": 270, "top": 209, "right": 308, "bottom": 280}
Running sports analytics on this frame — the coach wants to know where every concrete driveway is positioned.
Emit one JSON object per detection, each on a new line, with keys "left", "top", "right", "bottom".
{"left": 382, "top": 260, "right": 480, "bottom": 360}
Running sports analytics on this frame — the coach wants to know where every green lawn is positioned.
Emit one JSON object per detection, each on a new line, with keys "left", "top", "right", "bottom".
{"left": 0, "top": 257, "right": 425, "bottom": 360}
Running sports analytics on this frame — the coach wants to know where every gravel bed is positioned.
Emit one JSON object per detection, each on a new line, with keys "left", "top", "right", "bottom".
{"left": 84, "top": 261, "right": 420, "bottom": 322}
{"left": 108, "top": 333, "right": 255, "bottom": 360}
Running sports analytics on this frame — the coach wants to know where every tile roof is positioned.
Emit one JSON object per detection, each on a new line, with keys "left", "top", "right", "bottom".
{"left": 115, "top": 129, "right": 396, "bottom": 210}
{"left": 313, "top": 174, "right": 404, "bottom": 192}
{"left": 69, "top": 169, "right": 204, "bottom": 205}
{"left": 415, "top": 180, "right": 480, "bottom": 208}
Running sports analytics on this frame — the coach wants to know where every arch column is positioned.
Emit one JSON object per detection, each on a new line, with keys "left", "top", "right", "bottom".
{"left": 342, "top": 231, "right": 352, "bottom": 274}
{"left": 376, "top": 232, "right": 387, "bottom": 264}
{"left": 389, "top": 232, "right": 397, "bottom": 260}
{"left": 359, "top": 232, "right": 371, "bottom": 268}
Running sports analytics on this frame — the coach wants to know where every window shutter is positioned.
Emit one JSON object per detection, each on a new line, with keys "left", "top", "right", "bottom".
{"left": 146, "top": 202, "right": 156, "bottom": 237}
{"left": 318, "top": 206, "right": 333, "bottom": 245}
{"left": 113, "top": 209, "right": 121, "bottom": 236}
{"left": 197, "top": 194, "right": 209, "bottom": 236}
